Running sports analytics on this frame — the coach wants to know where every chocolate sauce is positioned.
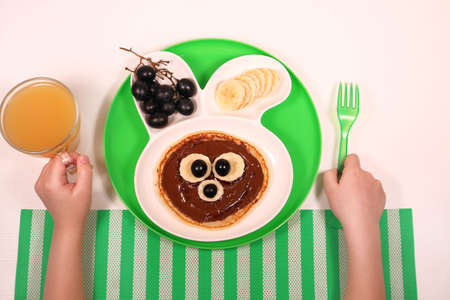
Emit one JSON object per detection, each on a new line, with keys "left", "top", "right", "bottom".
{"left": 159, "top": 132, "right": 266, "bottom": 223}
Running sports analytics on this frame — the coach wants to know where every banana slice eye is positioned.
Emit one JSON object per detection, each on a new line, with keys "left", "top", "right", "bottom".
{"left": 179, "top": 154, "right": 211, "bottom": 183}
{"left": 198, "top": 180, "right": 224, "bottom": 202}
{"left": 213, "top": 152, "right": 245, "bottom": 182}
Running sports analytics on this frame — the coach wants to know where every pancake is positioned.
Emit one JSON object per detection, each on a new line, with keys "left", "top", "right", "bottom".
{"left": 156, "top": 131, "right": 269, "bottom": 228}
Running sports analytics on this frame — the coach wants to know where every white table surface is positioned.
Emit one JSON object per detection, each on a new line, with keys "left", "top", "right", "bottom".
{"left": 1, "top": 0, "right": 449, "bottom": 298}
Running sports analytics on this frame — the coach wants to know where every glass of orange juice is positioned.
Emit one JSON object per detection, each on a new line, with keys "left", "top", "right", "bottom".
{"left": 0, "top": 77, "right": 80, "bottom": 157}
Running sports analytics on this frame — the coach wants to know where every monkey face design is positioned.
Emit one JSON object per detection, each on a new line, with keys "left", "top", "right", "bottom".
{"left": 157, "top": 131, "right": 269, "bottom": 228}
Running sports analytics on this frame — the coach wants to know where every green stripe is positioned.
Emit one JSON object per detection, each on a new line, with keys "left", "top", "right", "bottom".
{"left": 119, "top": 211, "right": 135, "bottom": 299}
{"left": 147, "top": 230, "right": 160, "bottom": 299}
{"left": 250, "top": 239, "right": 263, "bottom": 299}
{"left": 325, "top": 210, "right": 340, "bottom": 299}
{"left": 379, "top": 210, "right": 392, "bottom": 300}
{"left": 14, "top": 210, "right": 32, "bottom": 300}
{"left": 301, "top": 210, "right": 315, "bottom": 300}
{"left": 172, "top": 243, "right": 186, "bottom": 299}
{"left": 93, "top": 210, "right": 110, "bottom": 299}
{"left": 198, "top": 249, "right": 212, "bottom": 300}
{"left": 399, "top": 209, "right": 418, "bottom": 300}
{"left": 276, "top": 222, "right": 289, "bottom": 299}
{"left": 39, "top": 211, "right": 54, "bottom": 300}
{"left": 224, "top": 248, "right": 237, "bottom": 300}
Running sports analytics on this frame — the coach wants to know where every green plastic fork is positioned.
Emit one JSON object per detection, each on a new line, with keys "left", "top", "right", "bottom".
{"left": 337, "top": 82, "right": 359, "bottom": 177}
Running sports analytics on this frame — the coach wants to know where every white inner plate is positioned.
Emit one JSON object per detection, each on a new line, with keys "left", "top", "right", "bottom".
{"left": 133, "top": 52, "right": 293, "bottom": 241}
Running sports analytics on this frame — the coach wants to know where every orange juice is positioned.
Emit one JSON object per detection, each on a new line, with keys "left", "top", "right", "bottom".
{"left": 1, "top": 78, "right": 79, "bottom": 156}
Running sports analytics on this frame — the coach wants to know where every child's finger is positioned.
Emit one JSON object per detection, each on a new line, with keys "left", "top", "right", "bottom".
{"left": 35, "top": 161, "right": 52, "bottom": 194}
{"left": 74, "top": 155, "right": 93, "bottom": 196}
{"left": 344, "top": 154, "right": 360, "bottom": 170}
{"left": 68, "top": 152, "right": 80, "bottom": 162}
{"left": 323, "top": 169, "right": 339, "bottom": 193}
{"left": 39, "top": 160, "right": 52, "bottom": 180}
{"left": 363, "top": 170, "right": 375, "bottom": 181}
{"left": 46, "top": 156, "right": 69, "bottom": 186}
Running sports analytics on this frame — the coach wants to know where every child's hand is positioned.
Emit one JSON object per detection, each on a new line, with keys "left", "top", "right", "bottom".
{"left": 323, "top": 154, "right": 386, "bottom": 231}
{"left": 35, "top": 153, "right": 93, "bottom": 232}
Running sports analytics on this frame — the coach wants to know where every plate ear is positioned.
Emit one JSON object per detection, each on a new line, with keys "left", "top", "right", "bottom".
{"left": 128, "top": 51, "right": 202, "bottom": 135}
{"left": 202, "top": 55, "right": 292, "bottom": 120}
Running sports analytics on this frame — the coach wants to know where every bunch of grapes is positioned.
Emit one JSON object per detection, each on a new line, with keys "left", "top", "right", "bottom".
{"left": 121, "top": 48, "right": 196, "bottom": 128}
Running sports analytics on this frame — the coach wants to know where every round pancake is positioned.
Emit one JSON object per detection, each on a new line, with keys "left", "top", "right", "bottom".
{"left": 156, "top": 131, "right": 269, "bottom": 229}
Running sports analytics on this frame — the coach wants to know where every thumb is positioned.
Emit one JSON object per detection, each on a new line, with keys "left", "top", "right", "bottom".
{"left": 343, "top": 154, "right": 360, "bottom": 171}
{"left": 74, "top": 155, "right": 93, "bottom": 196}
{"left": 323, "top": 169, "right": 338, "bottom": 195}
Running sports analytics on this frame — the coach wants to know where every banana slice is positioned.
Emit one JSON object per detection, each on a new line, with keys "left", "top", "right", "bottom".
{"left": 259, "top": 68, "right": 273, "bottom": 96}
{"left": 237, "top": 74, "right": 259, "bottom": 105}
{"left": 268, "top": 69, "right": 280, "bottom": 94}
{"left": 216, "top": 79, "right": 246, "bottom": 111}
{"left": 213, "top": 152, "right": 245, "bottom": 182}
{"left": 179, "top": 154, "right": 211, "bottom": 183}
{"left": 241, "top": 72, "right": 261, "bottom": 96}
{"left": 198, "top": 179, "right": 224, "bottom": 202}
{"left": 250, "top": 69, "right": 267, "bottom": 98}
{"left": 237, "top": 77, "right": 256, "bottom": 108}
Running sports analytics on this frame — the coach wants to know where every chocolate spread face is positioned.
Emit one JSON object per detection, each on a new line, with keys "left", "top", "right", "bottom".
{"left": 157, "top": 131, "right": 268, "bottom": 225}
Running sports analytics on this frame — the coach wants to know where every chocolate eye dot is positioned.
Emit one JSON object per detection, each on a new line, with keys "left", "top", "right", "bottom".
{"left": 215, "top": 159, "right": 230, "bottom": 176}
{"left": 203, "top": 184, "right": 218, "bottom": 198}
{"left": 191, "top": 159, "right": 207, "bottom": 178}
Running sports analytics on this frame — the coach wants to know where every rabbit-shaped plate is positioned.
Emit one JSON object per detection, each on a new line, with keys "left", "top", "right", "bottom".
{"left": 132, "top": 52, "right": 293, "bottom": 241}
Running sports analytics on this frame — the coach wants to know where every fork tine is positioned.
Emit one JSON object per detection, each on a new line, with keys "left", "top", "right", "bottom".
{"left": 355, "top": 84, "right": 359, "bottom": 109}
{"left": 344, "top": 83, "right": 348, "bottom": 107}
{"left": 349, "top": 83, "right": 353, "bottom": 108}
{"left": 338, "top": 82, "right": 342, "bottom": 107}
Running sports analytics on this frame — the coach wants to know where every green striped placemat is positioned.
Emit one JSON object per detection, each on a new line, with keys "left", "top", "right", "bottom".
{"left": 15, "top": 209, "right": 417, "bottom": 300}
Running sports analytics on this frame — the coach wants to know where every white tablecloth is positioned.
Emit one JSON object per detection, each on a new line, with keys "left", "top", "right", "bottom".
{"left": 1, "top": 0, "right": 449, "bottom": 298}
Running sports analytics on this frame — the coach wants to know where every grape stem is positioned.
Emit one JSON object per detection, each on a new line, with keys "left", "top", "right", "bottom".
{"left": 120, "top": 47, "right": 180, "bottom": 97}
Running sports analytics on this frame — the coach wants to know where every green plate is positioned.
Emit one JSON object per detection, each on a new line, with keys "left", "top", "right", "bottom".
{"left": 104, "top": 38, "right": 321, "bottom": 249}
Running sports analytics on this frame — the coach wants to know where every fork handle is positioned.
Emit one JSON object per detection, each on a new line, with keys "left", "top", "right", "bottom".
{"left": 337, "top": 133, "right": 348, "bottom": 178}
